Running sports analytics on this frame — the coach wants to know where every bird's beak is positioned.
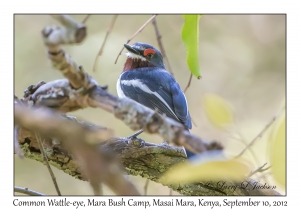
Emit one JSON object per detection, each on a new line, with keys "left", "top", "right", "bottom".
{"left": 124, "top": 44, "right": 140, "bottom": 55}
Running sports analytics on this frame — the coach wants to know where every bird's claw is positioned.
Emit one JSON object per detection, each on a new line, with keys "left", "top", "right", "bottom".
{"left": 125, "top": 129, "right": 144, "bottom": 140}
{"left": 128, "top": 137, "right": 145, "bottom": 147}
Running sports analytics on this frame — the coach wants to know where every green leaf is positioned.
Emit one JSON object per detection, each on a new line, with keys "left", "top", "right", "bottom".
{"left": 181, "top": 14, "right": 202, "bottom": 79}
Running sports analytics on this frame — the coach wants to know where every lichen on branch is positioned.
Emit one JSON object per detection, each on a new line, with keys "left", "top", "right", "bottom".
{"left": 15, "top": 100, "right": 280, "bottom": 196}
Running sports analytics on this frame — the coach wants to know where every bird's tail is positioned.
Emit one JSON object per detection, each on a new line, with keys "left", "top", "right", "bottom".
{"left": 181, "top": 146, "right": 196, "bottom": 158}
{"left": 182, "top": 128, "right": 196, "bottom": 158}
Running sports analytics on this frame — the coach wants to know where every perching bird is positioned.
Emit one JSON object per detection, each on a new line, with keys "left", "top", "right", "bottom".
{"left": 117, "top": 42, "right": 195, "bottom": 158}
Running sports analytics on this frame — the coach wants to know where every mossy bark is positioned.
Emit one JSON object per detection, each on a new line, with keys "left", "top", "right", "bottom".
{"left": 17, "top": 127, "right": 280, "bottom": 196}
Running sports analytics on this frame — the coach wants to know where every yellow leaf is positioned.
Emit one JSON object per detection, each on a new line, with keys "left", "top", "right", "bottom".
{"left": 270, "top": 112, "right": 286, "bottom": 188}
{"left": 160, "top": 152, "right": 250, "bottom": 184}
{"left": 203, "top": 94, "right": 234, "bottom": 129}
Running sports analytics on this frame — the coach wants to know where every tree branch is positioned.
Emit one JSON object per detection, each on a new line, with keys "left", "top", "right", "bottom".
{"left": 14, "top": 104, "right": 280, "bottom": 196}
{"left": 29, "top": 78, "right": 222, "bottom": 155}
{"left": 14, "top": 104, "right": 140, "bottom": 195}
{"left": 38, "top": 14, "right": 221, "bottom": 154}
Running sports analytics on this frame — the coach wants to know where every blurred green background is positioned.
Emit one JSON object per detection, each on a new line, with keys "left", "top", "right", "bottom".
{"left": 14, "top": 14, "right": 286, "bottom": 195}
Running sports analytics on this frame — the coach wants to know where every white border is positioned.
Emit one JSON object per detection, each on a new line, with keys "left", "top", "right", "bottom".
{"left": 2, "top": 0, "right": 297, "bottom": 209}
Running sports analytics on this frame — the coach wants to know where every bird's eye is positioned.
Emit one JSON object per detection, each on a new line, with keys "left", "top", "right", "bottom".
{"left": 143, "top": 48, "right": 156, "bottom": 58}
{"left": 146, "top": 53, "right": 153, "bottom": 59}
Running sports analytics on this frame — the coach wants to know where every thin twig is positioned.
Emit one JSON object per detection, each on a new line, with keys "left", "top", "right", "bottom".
{"left": 152, "top": 16, "right": 173, "bottom": 75}
{"left": 183, "top": 73, "right": 197, "bottom": 127}
{"left": 91, "top": 182, "right": 103, "bottom": 195}
{"left": 234, "top": 123, "right": 263, "bottom": 178}
{"left": 144, "top": 179, "right": 149, "bottom": 195}
{"left": 184, "top": 73, "right": 193, "bottom": 93}
{"left": 235, "top": 107, "right": 285, "bottom": 158}
{"left": 248, "top": 163, "right": 271, "bottom": 177}
{"left": 191, "top": 117, "right": 198, "bottom": 128}
{"left": 35, "top": 132, "right": 61, "bottom": 196}
{"left": 257, "top": 172, "right": 272, "bottom": 181}
{"left": 115, "top": 14, "right": 157, "bottom": 64}
{"left": 234, "top": 134, "right": 260, "bottom": 167}
{"left": 227, "top": 122, "right": 261, "bottom": 171}
{"left": 14, "top": 186, "right": 45, "bottom": 196}
{"left": 82, "top": 15, "right": 91, "bottom": 24}
{"left": 93, "top": 15, "right": 118, "bottom": 72}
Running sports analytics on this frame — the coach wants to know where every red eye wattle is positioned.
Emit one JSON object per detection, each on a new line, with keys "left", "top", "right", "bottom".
{"left": 143, "top": 48, "right": 155, "bottom": 57}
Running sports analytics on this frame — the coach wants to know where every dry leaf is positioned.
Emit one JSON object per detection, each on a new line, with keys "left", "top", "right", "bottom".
{"left": 160, "top": 151, "right": 250, "bottom": 184}
{"left": 203, "top": 94, "right": 234, "bottom": 129}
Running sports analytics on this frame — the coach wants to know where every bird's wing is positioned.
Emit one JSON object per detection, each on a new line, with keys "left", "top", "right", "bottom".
{"left": 119, "top": 79, "right": 181, "bottom": 123}
{"left": 119, "top": 69, "right": 192, "bottom": 129}
{"left": 170, "top": 82, "right": 192, "bottom": 129}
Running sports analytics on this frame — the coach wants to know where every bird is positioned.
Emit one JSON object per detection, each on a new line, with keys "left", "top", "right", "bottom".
{"left": 116, "top": 42, "right": 195, "bottom": 158}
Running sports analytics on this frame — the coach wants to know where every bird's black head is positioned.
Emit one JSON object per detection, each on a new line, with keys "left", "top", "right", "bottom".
{"left": 123, "top": 42, "right": 165, "bottom": 71}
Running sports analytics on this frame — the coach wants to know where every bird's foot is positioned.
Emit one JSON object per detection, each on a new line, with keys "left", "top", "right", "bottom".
{"left": 126, "top": 129, "right": 144, "bottom": 140}
{"left": 128, "top": 137, "right": 145, "bottom": 147}
{"left": 125, "top": 129, "right": 145, "bottom": 147}
{"left": 162, "top": 140, "right": 169, "bottom": 146}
